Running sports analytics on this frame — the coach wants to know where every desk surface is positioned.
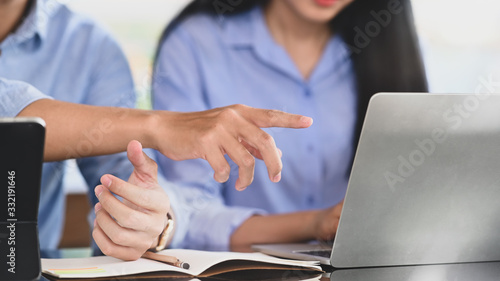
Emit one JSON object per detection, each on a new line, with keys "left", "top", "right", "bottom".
{"left": 40, "top": 261, "right": 500, "bottom": 281}
{"left": 40, "top": 249, "right": 500, "bottom": 281}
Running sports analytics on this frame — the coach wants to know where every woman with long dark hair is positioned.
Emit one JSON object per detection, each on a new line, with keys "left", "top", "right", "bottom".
{"left": 153, "top": 0, "right": 427, "bottom": 251}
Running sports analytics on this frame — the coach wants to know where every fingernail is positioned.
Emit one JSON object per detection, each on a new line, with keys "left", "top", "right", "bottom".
{"left": 95, "top": 185, "right": 103, "bottom": 198}
{"left": 235, "top": 179, "right": 246, "bottom": 191}
{"left": 93, "top": 219, "right": 97, "bottom": 228}
{"left": 300, "top": 116, "right": 313, "bottom": 126}
{"left": 273, "top": 172, "right": 281, "bottom": 182}
{"left": 94, "top": 203, "right": 102, "bottom": 213}
{"left": 101, "top": 175, "right": 112, "bottom": 187}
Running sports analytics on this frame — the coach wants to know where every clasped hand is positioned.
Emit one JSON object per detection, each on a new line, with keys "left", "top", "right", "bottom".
{"left": 93, "top": 140, "right": 169, "bottom": 260}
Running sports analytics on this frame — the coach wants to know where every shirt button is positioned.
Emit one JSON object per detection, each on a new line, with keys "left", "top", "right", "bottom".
{"left": 307, "top": 144, "right": 314, "bottom": 152}
{"left": 307, "top": 195, "right": 315, "bottom": 205}
{"left": 303, "top": 85, "right": 311, "bottom": 96}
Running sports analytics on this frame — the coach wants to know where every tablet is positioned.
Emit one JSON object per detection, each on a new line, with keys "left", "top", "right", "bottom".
{"left": 0, "top": 117, "right": 45, "bottom": 280}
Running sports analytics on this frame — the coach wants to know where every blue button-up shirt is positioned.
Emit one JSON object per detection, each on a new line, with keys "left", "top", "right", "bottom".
{"left": 0, "top": 0, "right": 135, "bottom": 250}
{"left": 153, "top": 6, "right": 357, "bottom": 250}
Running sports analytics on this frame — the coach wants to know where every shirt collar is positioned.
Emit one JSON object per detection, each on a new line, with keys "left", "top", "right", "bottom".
{"left": 224, "top": 6, "right": 351, "bottom": 83}
{"left": 5, "top": 0, "right": 61, "bottom": 47}
{"left": 310, "top": 35, "right": 352, "bottom": 83}
{"left": 224, "top": 6, "right": 304, "bottom": 81}
{"left": 222, "top": 7, "right": 256, "bottom": 47}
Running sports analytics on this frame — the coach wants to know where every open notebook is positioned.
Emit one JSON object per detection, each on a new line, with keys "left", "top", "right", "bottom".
{"left": 42, "top": 249, "right": 322, "bottom": 279}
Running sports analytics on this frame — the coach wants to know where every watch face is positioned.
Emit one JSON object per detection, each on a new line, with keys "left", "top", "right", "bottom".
{"left": 155, "top": 214, "right": 174, "bottom": 252}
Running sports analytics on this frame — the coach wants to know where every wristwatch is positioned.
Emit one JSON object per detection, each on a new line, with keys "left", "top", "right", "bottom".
{"left": 152, "top": 212, "right": 175, "bottom": 252}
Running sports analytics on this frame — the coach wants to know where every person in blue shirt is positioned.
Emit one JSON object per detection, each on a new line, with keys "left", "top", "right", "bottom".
{"left": 153, "top": 0, "right": 428, "bottom": 251}
{"left": 0, "top": 0, "right": 312, "bottom": 260}
{"left": 0, "top": 0, "right": 138, "bottom": 256}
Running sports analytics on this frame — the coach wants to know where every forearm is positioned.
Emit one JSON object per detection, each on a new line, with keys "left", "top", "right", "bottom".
{"left": 19, "top": 99, "right": 311, "bottom": 189}
{"left": 230, "top": 210, "right": 321, "bottom": 251}
{"left": 17, "top": 99, "right": 164, "bottom": 161}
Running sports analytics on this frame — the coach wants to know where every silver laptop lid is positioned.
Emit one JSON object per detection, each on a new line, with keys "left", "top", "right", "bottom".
{"left": 331, "top": 93, "right": 500, "bottom": 268}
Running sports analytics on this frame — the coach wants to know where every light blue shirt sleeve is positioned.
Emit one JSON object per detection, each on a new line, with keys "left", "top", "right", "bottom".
{"left": 0, "top": 78, "right": 52, "bottom": 117}
{"left": 153, "top": 26, "right": 267, "bottom": 251}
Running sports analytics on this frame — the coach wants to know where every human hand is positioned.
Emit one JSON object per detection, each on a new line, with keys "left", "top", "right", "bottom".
{"left": 93, "top": 140, "right": 170, "bottom": 261}
{"left": 313, "top": 201, "right": 344, "bottom": 241}
{"left": 152, "top": 104, "right": 313, "bottom": 190}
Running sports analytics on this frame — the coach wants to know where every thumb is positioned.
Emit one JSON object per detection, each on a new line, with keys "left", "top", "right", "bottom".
{"left": 127, "top": 140, "right": 158, "bottom": 182}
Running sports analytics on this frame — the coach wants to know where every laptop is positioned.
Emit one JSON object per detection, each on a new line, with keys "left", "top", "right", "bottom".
{"left": 0, "top": 117, "right": 45, "bottom": 280}
{"left": 254, "top": 93, "right": 500, "bottom": 268}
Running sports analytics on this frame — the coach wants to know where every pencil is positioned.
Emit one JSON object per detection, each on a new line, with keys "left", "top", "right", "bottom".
{"left": 142, "top": 251, "right": 190, "bottom": 270}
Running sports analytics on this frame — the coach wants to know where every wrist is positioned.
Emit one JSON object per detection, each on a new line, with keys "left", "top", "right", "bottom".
{"left": 305, "top": 210, "right": 322, "bottom": 240}
{"left": 145, "top": 110, "right": 180, "bottom": 151}
{"left": 141, "top": 110, "right": 164, "bottom": 151}
{"left": 112, "top": 108, "right": 159, "bottom": 151}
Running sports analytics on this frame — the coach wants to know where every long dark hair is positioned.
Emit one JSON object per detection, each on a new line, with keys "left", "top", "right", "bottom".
{"left": 154, "top": 0, "right": 428, "bottom": 160}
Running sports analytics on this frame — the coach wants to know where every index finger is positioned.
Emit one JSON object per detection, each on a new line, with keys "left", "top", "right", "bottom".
{"left": 237, "top": 105, "right": 313, "bottom": 129}
{"left": 100, "top": 175, "right": 169, "bottom": 212}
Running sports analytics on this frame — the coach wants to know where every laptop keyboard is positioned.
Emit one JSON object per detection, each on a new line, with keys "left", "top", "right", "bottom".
{"left": 295, "top": 249, "right": 332, "bottom": 258}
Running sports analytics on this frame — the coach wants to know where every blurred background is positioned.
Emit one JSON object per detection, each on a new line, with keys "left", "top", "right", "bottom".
{"left": 412, "top": 0, "right": 500, "bottom": 94}
{"left": 66, "top": 0, "right": 191, "bottom": 110}
{"left": 61, "top": 0, "right": 500, "bottom": 194}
